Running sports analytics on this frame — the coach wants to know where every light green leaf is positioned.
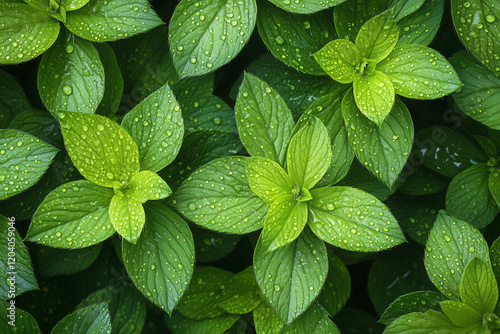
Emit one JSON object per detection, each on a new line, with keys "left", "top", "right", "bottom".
{"left": 109, "top": 190, "right": 145, "bottom": 244}
{"left": 169, "top": 0, "right": 257, "bottom": 77}
{"left": 308, "top": 186, "right": 405, "bottom": 252}
{"left": 267, "top": 0, "right": 345, "bottom": 14}
{"left": 424, "top": 211, "right": 490, "bottom": 300}
{"left": 490, "top": 169, "right": 500, "bottom": 207}
{"left": 451, "top": 0, "right": 500, "bottom": 77}
{"left": 398, "top": 0, "right": 444, "bottom": 46}
{"left": 283, "top": 303, "right": 340, "bottom": 334}
{"left": 287, "top": 116, "right": 332, "bottom": 190}
{"left": 171, "top": 157, "right": 267, "bottom": 234}
{"left": 355, "top": 10, "right": 398, "bottom": 62}
{"left": 121, "top": 82, "right": 184, "bottom": 172}
{"left": 61, "top": 0, "right": 89, "bottom": 11}
{"left": 318, "top": 254, "right": 351, "bottom": 317}
{"left": 51, "top": 302, "right": 111, "bottom": 334}
{"left": 256, "top": 1, "right": 337, "bottom": 75}
{"left": 246, "top": 157, "right": 293, "bottom": 205}
{"left": 261, "top": 194, "right": 308, "bottom": 253}
{"left": 176, "top": 266, "right": 233, "bottom": 319}
{"left": 235, "top": 73, "right": 294, "bottom": 166}
{"left": 0, "top": 300, "right": 41, "bottom": 333}
{"left": 460, "top": 257, "right": 498, "bottom": 315}
{"left": 65, "top": 0, "right": 163, "bottom": 42}
{"left": 253, "top": 301, "right": 284, "bottom": 334}
{"left": 450, "top": 51, "right": 500, "bottom": 129}
{"left": 165, "top": 312, "right": 239, "bottom": 334}
{"left": 0, "top": 3, "right": 59, "bottom": 64}
{"left": 123, "top": 203, "right": 195, "bottom": 314}
{"left": 0, "top": 129, "right": 58, "bottom": 200}
{"left": 217, "top": 266, "right": 263, "bottom": 314}
{"left": 25, "top": 180, "right": 115, "bottom": 248}
{"left": 352, "top": 70, "right": 395, "bottom": 125}
{"left": 439, "top": 300, "right": 482, "bottom": 327}
{"left": 378, "top": 44, "right": 462, "bottom": 99}
{"left": 38, "top": 29, "right": 105, "bottom": 115}
{"left": 0, "top": 69, "right": 31, "bottom": 127}
{"left": 58, "top": 111, "right": 140, "bottom": 188}
{"left": 254, "top": 227, "right": 328, "bottom": 325}
{"left": 314, "top": 39, "right": 362, "bottom": 84}
{"left": 94, "top": 43, "right": 124, "bottom": 117}
{"left": 0, "top": 215, "right": 38, "bottom": 299}
{"left": 123, "top": 170, "right": 171, "bottom": 203}
{"left": 446, "top": 164, "right": 499, "bottom": 229}
{"left": 342, "top": 90, "right": 413, "bottom": 187}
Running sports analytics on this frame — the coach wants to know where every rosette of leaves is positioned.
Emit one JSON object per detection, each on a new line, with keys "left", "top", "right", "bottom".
{"left": 0, "top": 0, "right": 163, "bottom": 64}
{"left": 25, "top": 83, "right": 195, "bottom": 314}
{"left": 383, "top": 211, "right": 500, "bottom": 333}
{"left": 172, "top": 73, "right": 405, "bottom": 325}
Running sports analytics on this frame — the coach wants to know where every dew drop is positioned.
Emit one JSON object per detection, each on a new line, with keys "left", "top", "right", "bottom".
{"left": 486, "top": 15, "right": 496, "bottom": 23}
{"left": 274, "top": 36, "right": 285, "bottom": 45}
{"left": 97, "top": 124, "right": 105, "bottom": 131}
{"left": 106, "top": 172, "right": 114, "bottom": 179}
{"left": 188, "top": 202, "right": 197, "bottom": 211}
{"left": 177, "top": 264, "right": 184, "bottom": 270}
{"left": 213, "top": 117, "right": 221, "bottom": 125}
{"left": 189, "top": 57, "right": 197, "bottom": 64}
{"left": 62, "top": 85, "right": 72, "bottom": 95}
{"left": 65, "top": 45, "right": 74, "bottom": 54}
{"left": 55, "top": 232, "right": 62, "bottom": 237}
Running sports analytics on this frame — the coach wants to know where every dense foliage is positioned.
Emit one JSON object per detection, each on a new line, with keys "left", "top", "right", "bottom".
{"left": 1, "top": 0, "right": 500, "bottom": 333}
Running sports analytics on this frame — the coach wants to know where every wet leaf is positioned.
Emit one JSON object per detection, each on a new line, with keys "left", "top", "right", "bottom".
{"left": 246, "top": 157, "right": 293, "bottom": 205}
{"left": 0, "top": 69, "right": 31, "bottom": 127}
{"left": 253, "top": 301, "right": 283, "bottom": 334}
{"left": 283, "top": 303, "right": 340, "bottom": 333}
{"left": 94, "top": 43, "right": 124, "bottom": 117}
{"left": 61, "top": 0, "right": 89, "bottom": 11}
{"left": 8, "top": 109, "right": 62, "bottom": 147}
{"left": 123, "top": 170, "right": 171, "bottom": 204}
{"left": 109, "top": 190, "right": 145, "bottom": 244}
{"left": 355, "top": 10, "right": 399, "bottom": 62}
{"left": 268, "top": 0, "right": 345, "bottom": 14}
{"left": 439, "top": 300, "right": 482, "bottom": 327}
{"left": 0, "top": 129, "right": 58, "bottom": 200}
{"left": 165, "top": 311, "right": 239, "bottom": 334}
{"left": 314, "top": 39, "right": 361, "bottom": 84}
{"left": 122, "top": 203, "right": 195, "bottom": 315}
{"left": 398, "top": 0, "right": 444, "bottom": 46}
{"left": 490, "top": 169, "right": 500, "bottom": 207}
{"left": 460, "top": 257, "right": 498, "bottom": 315}
{"left": 379, "top": 291, "right": 446, "bottom": 325}
{"left": 38, "top": 29, "right": 105, "bottom": 115}
{"left": 318, "top": 254, "right": 351, "bottom": 317}
{"left": 26, "top": 180, "right": 115, "bottom": 249}
{"left": 191, "top": 225, "right": 241, "bottom": 263}
{"left": 217, "top": 266, "right": 263, "bottom": 314}
{"left": 51, "top": 302, "right": 111, "bottom": 334}
{"left": 0, "top": 300, "right": 41, "bottom": 333}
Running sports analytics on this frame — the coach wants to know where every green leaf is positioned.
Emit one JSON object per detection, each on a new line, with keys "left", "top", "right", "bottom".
{"left": 217, "top": 266, "right": 263, "bottom": 314}
{"left": 287, "top": 116, "right": 332, "bottom": 190}
{"left": 283, "top": 303, "right": 341, "bottom": 334}
{"left": 380, "top": 291, "right": 446, "bottom": 326}
{"left": 391, "top": 0, "right": 426, "bottom": 21}
{"left": 490, "top": 169, "right": 500, "bottom": 207}
{"left": 416, "top": 126, "right": 487, "bottom": 178}
{"left": 352, "top": 70, "right": 395, "bottom": 125}
{"left": 253, "top": 301, "right": 284, "bottom": 334}
{"left": 61, "top": 0, "right": 89, "bottom": 11}
{"left": 378, "top": 44, "right": 462, "bottom": 99}
{"left": 176, "top": 266, "right": 233, "bottom": 319}
{"left": 446, "top": 164, "right": 498, "bottom": 229}
{"left": 307, "top": 186, "right": 405, "bottom": 252}
{"left": 0, "top": 3, "right": 59, "bottom": 64}
{"left": 261, "top": 194, "right": 308, "bottom": 253}
{"left": 424, "top": 211, "right": 490, "bottom": 300}
{"left": 314, "top": 39, "right": 362, "bottom": 84}
{"left": 334, "top": 308, "right": 385, "bottom": 334}
{"left": 58, "top": 111, "right": 140, "bottom": 188}
{"left": 65, "top": 0, "right": 163, "bottom": 42}
{"left": 0, "top": 129, "right": 58, "bottom": 200}
{"left": 109, "top": 190, "right": 145, "bottom": 244}
{"left": 121, "top": 82, "right": 184, "bottom": 172}
{"left": 171, "top": 157, "right": 268, "bottom": 234}
{"left": 38, "top": 30, "right": 105, "bottom": 115}
{"left": 25, "top": 180, "right": 115, "bottom": 248}
{"left": 0, "top": 215, "right": 38, "bottom": 299}
{"left": 51, "top": 302, "right": 111, "bottom": 334}
{"left": 254, "top": 227, "right": 328, "bottom": 325}
{"left": 191, "top": 226, "right": 241, "bottom": 264}
{"left": 398, "top": 0, "right": 445, "bottom": 46}
{"left": 342, "top": 91, "right": 414, "bottom": 187}
{"left": 235, "top": 73, "right": 294, "bottom": 166}
{"left": 256, "top": 1, "right": 336, "bottom": 75}
{"left": 318, "top": 254, "right": 351, "bottom": 317}
{"left": 355, "top": 10, "right": 399, "bottom": 62}
{"left": 8, "top": 109, "right": 62, "bottom": 147}
{"left": 123, "top": 203, "right": 195, "bottom": 314}
{"left": 397, "top": 166, "right": 449, "bottom": 196}
{"left": 165, "top": 312, "right": 239, "bottom": 334}
{"left": 333, "top": 0, "right": 385, "bottom": 41}
{"left": 452, "top": 0, "right": 500, "bottom": 77}
{"left": 246, "top": 157, "right": 293, "bottom": 205}
{"left": 383, "top": 309, "right": 482, "bottom": 334}
{"left": 450, "top": 51, "right": 500, "bottom": 129}
{"left": 169, "top": 0, "right": 257, "bottom": 77}
{"left": 460, "top": 257, "right": 498, "bottom": 315}
{"left": 439, "top": 300, "right": 482, "bottom": 327}
{"left": 267, "top": 0, "right": 345, "bottom": 14}
{"left": 0, "top": 300, "right": 41, "bottom": 333}
{"left": 94, "top": 43, "right": 123, "bottom": 117}
{"left": 491, "top": 236, "right": 500, "bottom": 286}
{"left": 0, "top": 69, "right": 31, "bottom": 127}
{"left": 123, "top": 170, "right": 171, "bottom": 203}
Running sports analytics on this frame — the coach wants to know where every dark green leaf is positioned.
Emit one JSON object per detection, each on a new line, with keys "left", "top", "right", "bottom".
{"left": 333, "top": 0, "right": 385, "bottom": 41}
{"left": 38, "top": 30, "right": 105, "bottom": 115}
{"left": 342, "top": 91, "right": 414, "bottom": 187}
{"left": 318, "top": 254, "right": 351, "bottom": 317}
{"left": 397, "top": 165, "right": 449, "bottom": 196}
{"left": 0, "top": 129, "right": 58, "bottom": 200}
{"left": 122, "top": 203, "right": 195, "bottom": 314}
{"left": 0, "top": 3, "right": 59, "bottom": 64}
{"left": 254, "top": 227, "right": 328, "bottom": 325}
{"left": 65, "top": 0, "right": 163, "bottom": 42}
{"left": 379, "top": 291, "right": 446, "bottom": 325}
{"left": 439, "top": 300, "right": 482, "bottom": 327}
{"left": 191, "top": 226, "right": 241, "bottom": 263}
{"left": 217, "top": 266, "right": 263, "bottom": 314}
{"left": 451, "top": 0, "right": 500, "bottom": 77}
{"left": 51, "top": 302, "right": 111, "bottom": 334}
{"left": 94, "top": 43, "right": 124, "bottom": 117}
{"left": 460, "top": 257, "right": 498, "bottom": 315}
{"left": 58, "top": 111, "right": 140, "bottom": 188}
{"left": 0, "top": 300, "right": 41, "bottom": 333}
{"left": 257, "top": 2, "right": 336, "bottom": 75}
{"left": 253, "top": 301, "right": 283, "bottom": 333}
{"left": 424, "top": 211, "right": 490, "bottom": 300}
{"left": 165, "top": 311, "right": 239, "bottom": 334}
{"left": 267, "top": 0, "right": 345, "bottom": 14}
{"left": 490, "top": 169, "right": 500, "bottom": 207}
{"left": 235, "top": 73, "right": 294, "bottom": 166}
{"left": 61, "top": 0, "right": 89, "bottom": 11}
{"left": 0, "top": 69, "right": 31, "bottom": 127}
{"left": 355, "top": 10, "right": 398, "bottom": 62}
{"left": 26, "top": 180, "right": 115, "bottom": 249}
{"left": 398, "top": 0, "right": 444, "bottom": 46}
{"left": 313, "top": 39, "right": 361, "bottom": 84}
{"left": 8, "top": 109, "right": 62, "bottom": 147}
{"left": 333, "top": 308, "right": 385, "bottom": 334}
{"left": 169, "top": 0, "right": 257, "bottom": 77}
{"left": 121, "top": 82, "right": 183, "bottom": 173}
{"left": 283, "top": 303, "right": 340, "bottom": 334}
{"left": 391, "top": 0, "right": 425, "bottom": 21}
{"left": 491, "top": 236, "right": 500, "bottom": 285}
{"left": 171, "top": 157, "right": 267, "bottom": 234}
{"left": 246, "top": 157, "right": 293, "bottom": 205}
